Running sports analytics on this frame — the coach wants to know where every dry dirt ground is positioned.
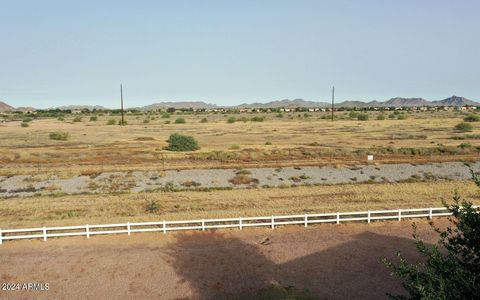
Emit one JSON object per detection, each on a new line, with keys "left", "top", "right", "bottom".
{"left": 0, "top": 219, "right": 446, "bottom": 300}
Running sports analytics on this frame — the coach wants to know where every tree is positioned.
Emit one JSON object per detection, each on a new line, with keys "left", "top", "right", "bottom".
{"left": 383, "top": 170, "right": 480, "bottom": 299}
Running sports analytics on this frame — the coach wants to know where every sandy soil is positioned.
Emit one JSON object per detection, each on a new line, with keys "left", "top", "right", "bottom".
{"left": 0, "top": 219, "right": 446, "bottom": 299}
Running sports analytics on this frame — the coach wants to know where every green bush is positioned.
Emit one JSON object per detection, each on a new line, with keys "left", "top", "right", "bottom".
{"left": 89, "top": 115, "right": 98, "bottom": 122}
{"left": 118, "top": 119, "right": 127, "bottom": 125}
{"left": 349, "top": 111, "right": 359, "bottom": 119}
{"left": 377, "top": 114, "right": 386, "bottom": 120}
{"left": 384, "top": 187, "right": 480, "bottom": 299}
{"left": 49, "top": 131, "right": 70, "bottom": 141}
{"left": 161, "top": 112, "right": 171, "bottom": 119}
{"left": 397, "top": 114, "right": 407, "bottom": 120}
{"left": 357, "top": 114, "right": 369, "bottom": 121}
{"left": 227, "top": 116, "right": 236, "bottom": 123}
{"left": 22, "top": 117, "right": 33, "bottom": 123}
{"left": 57, "top": 117, "right": 65, "bottom": 121}
{"left": 174, "top": 117, "right": 186, "bottom": 124}
{"left": 73, "top": 116, "right": 82, "bottom": 122}
{"left": 20, "top": 122, "right": 29, "bottom": 127}
{"left": 143, "top": 118, "right": 150, "bottom": 123}
{"left": 251, "top": 116, "right": 265, "bottom": 122}
{"left": 464, "top": 114, "right": 480, "bottom": 122}
{"left": 107, "top": 119, "right": 116, "bottom": 125}
{"left": 166, "top": 133, "right": 200, "bottom": 151}
{"left": 455, "top": 122, "right": 473, "bottom": 132}
{"left": 200, "top": 117, "right": 208, "bottom": 123}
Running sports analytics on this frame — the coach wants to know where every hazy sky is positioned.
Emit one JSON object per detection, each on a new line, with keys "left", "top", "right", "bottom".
{"left": 1, "top": 0, "right": 479, "bottom": 108}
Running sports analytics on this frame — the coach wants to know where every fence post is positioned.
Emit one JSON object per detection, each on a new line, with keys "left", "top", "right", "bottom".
{"left": 86, "top": 224, "right": 90, "bottom": 239}
{"left": 163, "top": 220, "right": 166, "bottom": 234}
{"left": 202, "top": 219, "right": 205, "bottom": 231}
{"left": 304, "top": 214, "right": 308, "bottom": 227}
{"left": 271, "top": 216, "right": 275, "bottom": 229}
{"left": 127, "top": 222, "right": 131, "bottom": 236}
{"left": 43, "top": 226, "right": 47, "bottom": 242}
{"left": 239, "top": 217, "right": 242, "bottom": 230}
{"left": 0, "top": 229, "right": 3, "bottom": 245}
{"left": 429, "top": 208, "right": 433, "bottom": 220}
{"left": 367, "top": 211, "right": 371, "bottom": 224}
{"left": 398, "top": 209, "right": 402, "bottom": 221}
{"left": 336, "top": 212, "right": 340, "bottom": 224}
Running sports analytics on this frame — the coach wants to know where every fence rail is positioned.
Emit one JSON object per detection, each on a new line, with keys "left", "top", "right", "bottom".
{"left": 0, "top": 206, "right": 475, "bottom": 245}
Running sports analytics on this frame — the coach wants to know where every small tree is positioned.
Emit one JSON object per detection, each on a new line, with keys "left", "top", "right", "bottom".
{"left": 384, "top": 170, "right": 480, "bottom": 299}
{"left": 166, "top": 133, "right": 200, "bottom": 151}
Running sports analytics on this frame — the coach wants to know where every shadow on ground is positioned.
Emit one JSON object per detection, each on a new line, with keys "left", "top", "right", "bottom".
{"left": 166, "top": 230, "right": 426, "bottom": 300}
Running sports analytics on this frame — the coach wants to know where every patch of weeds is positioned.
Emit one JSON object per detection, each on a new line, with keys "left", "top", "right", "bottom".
{"left": 181, "top": 181, "right": 202, "bottom": 187}
{"left": 229, "top": 174, "right": 259, "bottom": 185}
{"left": 145, "top": 200, "right": 161, "bottom": 213}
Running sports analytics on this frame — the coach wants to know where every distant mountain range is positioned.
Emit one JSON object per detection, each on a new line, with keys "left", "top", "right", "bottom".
{"left": 0, "top": 96, "right": 479, "bottom": 111}
{"left": 0, "top": 100, "right": 14, "bottom": 111}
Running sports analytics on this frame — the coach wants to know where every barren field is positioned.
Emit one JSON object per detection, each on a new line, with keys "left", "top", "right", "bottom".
{"left": 1, "top": 111, "right": 480, "bottom": 176}
{"left": 0, "top": 218, "right": 448, "bottom": 300}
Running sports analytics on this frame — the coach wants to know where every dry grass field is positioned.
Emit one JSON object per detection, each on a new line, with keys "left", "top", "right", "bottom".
{"left": 1, "top": 180, "right": 478, "bottom": 228}
{"left": 1, "top": 110, "right": 480, "bottom": 229}
{"left": 1, "top": 110, "right": 479, "bottom": 176}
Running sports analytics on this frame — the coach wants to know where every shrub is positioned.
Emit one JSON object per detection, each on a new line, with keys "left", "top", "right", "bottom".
{"left": 174, "top": 117, "right": 186, "bottom": 124}
{"left": 377, "top": 114, "right": 386, "bottom": 120}
{"left": 20, "top": 122, "right": 29, "bottom": 127}
{"left": 251, "top": 116, "right": 265, "bottom": 122}
{"left": 73, "top": 116, "right": 82, "bottom": 122}
{"left": 57, "top": 117, "right": 65, "bottom": 121}
{"left": 161, "top": 112, "right": 171, "bottom": 119}
{"left": 455, "top": 122, "right": 473, "bottom": 132}
{"left": 145, "top": 200, "right": 160, "bottom": 213}
{"left": 165, "top": 120, "right": 171, "bottom": 124}
{"left": 200, "top": 117, "right": 208, "bottom": 123}
{"left": 107, "top": 119, "right": 116, "bottom": 125}
{"left": 265, "top": 141, "right": 272, "bottom": 145}
{"left": 118, "top": 119, "right": 127, "bottom": 125}
{"left": 349, "top": 111, "right": 359, "bottom": 119}
{"left": 357, "top": 114, "right": 369, "bottom": 121}
{"left": 22, "top": 117, "right": 33, "bottom": 123}
{"left": 166, "top": 133, "right": 200, "bottom": 151}
{"left": 89, "top": 115, "right": 98, "bottom": 122}
{"left": 384, "top": 190, "right": 480, "bottom": 299}
{"left": 143, "top": 118, "right": 150, "bottom": 123}
{"left": 49, "top": 131, "right": 70, "bottom": 141}
{"left": 397, "top": 114, "right": 407, "bottom": 120}
{"left": 464, "top": 114, "right": 480, "bottom": 122}
{"left": 276, "top": 113, "right": 284, "bottom": 118}
{"left": 229, "top": 174, "right": 259, "bottom": 185}
{"left": 227, "top": 116, "right": 236, "bottom": 123}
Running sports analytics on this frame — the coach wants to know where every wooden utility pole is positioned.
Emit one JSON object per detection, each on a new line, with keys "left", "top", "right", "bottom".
{"left": 120, "top": 84, "right": 125, "bottom": 126}
{"left": 331, "top": 86, "right": 335, "bottom": 121}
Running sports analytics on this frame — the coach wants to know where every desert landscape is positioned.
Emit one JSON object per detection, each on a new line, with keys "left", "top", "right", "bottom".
{"left": 1, "top": 1, "right": 479, "bottom": 299}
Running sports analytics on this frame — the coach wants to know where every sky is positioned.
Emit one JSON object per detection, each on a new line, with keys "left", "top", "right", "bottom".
{"left": 1, "top": 0, "right": 479, "bottom": 108}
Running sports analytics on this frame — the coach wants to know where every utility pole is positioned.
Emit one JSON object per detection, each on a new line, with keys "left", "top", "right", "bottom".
{"left": 120, "top": 84, "right": 125, "bottom": 126}
{"left": 331, "top": 86, "right": 335, "bottom": 121}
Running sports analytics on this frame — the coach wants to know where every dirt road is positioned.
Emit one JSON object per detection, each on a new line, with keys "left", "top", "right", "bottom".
{"left": 0, "top": 219, "right": 444, "bottom": 299}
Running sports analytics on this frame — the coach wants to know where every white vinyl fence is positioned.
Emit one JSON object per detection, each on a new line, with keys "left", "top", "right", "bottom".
{"left": 0, "top": 206, "right": 472, "bottom": 245}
